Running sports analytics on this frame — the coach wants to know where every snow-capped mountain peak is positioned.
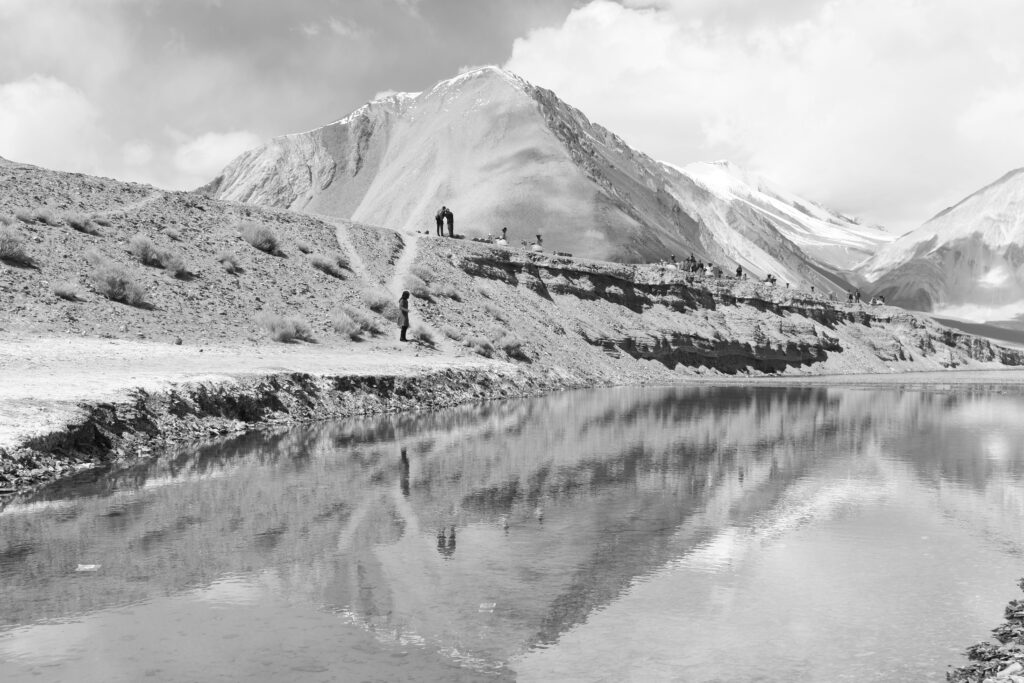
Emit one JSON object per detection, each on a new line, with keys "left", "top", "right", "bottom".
{"left": 204, "top": 67, "right": 884, "bottom": 293}
{"left": 858, "top": 167, "right": 1024, "bottom": 319}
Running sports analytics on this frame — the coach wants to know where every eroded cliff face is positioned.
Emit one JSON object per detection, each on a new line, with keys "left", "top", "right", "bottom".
{"left": 445, "top": 244, "right": 1023, "bottom": 376}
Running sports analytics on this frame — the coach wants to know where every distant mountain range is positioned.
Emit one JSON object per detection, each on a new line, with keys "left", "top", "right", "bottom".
{"left": 205, "top": 67, "right": 893, "bottom": 294}
{"left": 858, "top": 168, "right": 1024, "bottom": 324}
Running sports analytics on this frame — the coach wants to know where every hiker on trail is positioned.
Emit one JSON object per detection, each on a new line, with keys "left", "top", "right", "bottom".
{"left": 855, "top": 290, "right": 861, "bottom": 303}
{"left": 735, "top": 265, "right": 743, "bottom": 279}
{"left": 435, "top": 207, "right": 445, "bottom": 237}
{"left": 444, "top": 207, "right": 454, "bottom": 237}
{"left": 398, "top": 290, "right": 410, "bottom": 342}
{"left": 501, "top": 226, "right": 508, "bottom": 242}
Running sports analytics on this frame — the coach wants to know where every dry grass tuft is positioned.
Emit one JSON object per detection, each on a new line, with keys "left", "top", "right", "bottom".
{"left": 65, "top": 213, "right": 101, "bottom": 235}
{"left": 164, "top": 227, "right": 182, "bottom": 241}
{"left": 237, "top": 221, "right": 280, "bottom": 254}
{"left": 410, "top": 265, "right": 435, "bottom": 283}
{"left": 331, "top": 305, "right": 381, "bottom": 341}
{"left": 32, "top": 208, "right": 61, "bottom": 226}
{"left": 216, "top": 250, "right": 240, "bottom": 274}
{"left": 256, "top": 312, "right": 315, "bottom": 343}
{"left": 0, "top": 227, "right": 34, "bottom": 266}
{"left": 484, "top": 302, "right": 508, "bottom": 323}
{"left": 296, "top": 240, "right": 312, "bottom": 254}
{"left": 331, "top": 310, "right": 362, "bottom": 340}
{"left": 441, "top": 325, "right": 464, "bottom": 342}
{"left": 52, "top": 282, "right": 83, "bottom": 301}
{"left": 405, "top": 274, "right": 432, "bottom": 300}
{"left": 160, "top": 250, "right": 189, "bottom": 278}
{"left": 411, "top": 326, "right": 436, "bottom": 346}
{"left": 431, "top": 282, "right": 461, "bottom": 301}
{"left": 128, "top": 233, "right": 163, "bottom": 266}
{"left": 87, "top": 250, "right": 147, "bottom": 306}
{"left": 92, "top": 216, "right": 113, "bottom": 227}
{"left": 464, "top": 335, "right": 495, "bottom": 357}
{"left": 310, "top": 253, "right": 347, "bottom": 279}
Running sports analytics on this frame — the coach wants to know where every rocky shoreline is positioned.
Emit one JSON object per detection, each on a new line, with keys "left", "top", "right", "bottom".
{"left": 948, "top": 579, "right": 1024, "bottom": 682}
{"left": 0, "top": 363, "right": 587, "bottom": 501}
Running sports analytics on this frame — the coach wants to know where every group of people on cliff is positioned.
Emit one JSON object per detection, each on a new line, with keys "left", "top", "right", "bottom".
{"left": 434, "top": 206, "right": 455, "bottom": 237}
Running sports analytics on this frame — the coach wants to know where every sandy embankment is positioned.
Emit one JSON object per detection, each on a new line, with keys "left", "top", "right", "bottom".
{"left": 0, "top": 334, "right": 562, "bottom": 494}
{"left": 0, "top": 336, "right": 504, "bottom": 450}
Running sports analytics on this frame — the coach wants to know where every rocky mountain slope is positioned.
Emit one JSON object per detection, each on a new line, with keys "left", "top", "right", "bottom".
{"left": 205, "top": 67, "right": 878, "bottom": 294}
{"left": 676, "top": 160, "right": 893, "bottom": 271}
{"left": 859, "top": 167, "right": 1024, "bottom": 321}
{"left": 3, "top": 159, "right": 1024, "bottom": 492}
{"left": 2, "top": 158, "right": 1017, "bottom": 381}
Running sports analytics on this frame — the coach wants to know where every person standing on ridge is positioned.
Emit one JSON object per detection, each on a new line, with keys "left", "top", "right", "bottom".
{"left": 435, "top": 207, "right": 445, "bottom": 237}
{"left": 444, "top": 207, "right": 454, "bottom": 237}
{"left": 398, "top": 290, "right": 410, "bottom": 342}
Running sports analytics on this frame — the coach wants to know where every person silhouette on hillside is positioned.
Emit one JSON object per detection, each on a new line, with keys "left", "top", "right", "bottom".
{"left": 444, "top": 207, "right": 454, "bottom": 237}
{"left": 398, "top": 290, "right": 410, "bottom": 342}
{"left": 435, "top": 207, "right": 445, "bottom": 237}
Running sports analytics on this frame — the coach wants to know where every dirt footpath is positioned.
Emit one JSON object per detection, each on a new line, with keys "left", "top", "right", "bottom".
{"left": 0, "top": 334, "right": 502, "bottom": 452}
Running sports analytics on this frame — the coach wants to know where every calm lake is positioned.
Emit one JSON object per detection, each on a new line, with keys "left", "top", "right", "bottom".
{"left": 3, "top": 384, "right": 1024, "bottom": 682}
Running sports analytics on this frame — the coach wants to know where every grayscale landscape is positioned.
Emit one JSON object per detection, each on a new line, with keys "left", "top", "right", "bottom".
{"left": 2, "top": 2, "right": 1024, "bottom": 681}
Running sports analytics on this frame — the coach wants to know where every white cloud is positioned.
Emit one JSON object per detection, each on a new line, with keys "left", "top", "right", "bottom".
{"left": 172, "top": 130, "right": 261, "bottom": 186}
{"left": 506, "top": 0, "right": 1024, "bottom": 234}
{"left": 327, "top": 17, "right": 365, "bottom": 39}
{"left": 121, "top": 140, "right": 153, "bottom": 167}
{"left": 0, "top": 75, "right": 102, "bottom": 172}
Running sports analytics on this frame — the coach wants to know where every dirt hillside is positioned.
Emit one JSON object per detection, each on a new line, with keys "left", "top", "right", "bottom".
{"left": 2, "top": 158, "right": 1024, "bottom": 492}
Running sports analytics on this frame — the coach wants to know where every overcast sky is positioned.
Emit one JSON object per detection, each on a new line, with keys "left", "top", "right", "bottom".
{"left": 3, "top": 0, "right": 1024, "bottom": 234}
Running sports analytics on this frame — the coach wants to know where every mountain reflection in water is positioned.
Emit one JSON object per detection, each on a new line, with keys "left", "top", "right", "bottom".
{"left": 3, "top": 385, "right": 1024, "bottom": 681}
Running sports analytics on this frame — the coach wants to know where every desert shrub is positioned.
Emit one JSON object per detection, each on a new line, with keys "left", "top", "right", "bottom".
{"left": 160, "top": 250, "right": 189, "bottom": 278}
{"left": 432, "top": 282, "right": 461, "bottom": 301}
{"left": 484, "top": 302, "right": 507, "bottom": 323}
{"left": 87, "top": 251, "right": 147, "bottom": 306}
{"left": 310, "top": 253, "right": 346, "bottom": 279}
{"left": 410, "top": 265, "right": 435, "bottom": 283}
{"left": 238, "top": 221, "right": 280, "bottom": 254}
{"left": 405, "top": 274, "right": 432, "bottom": 300}
{"left": 216, "top": 250, "right": 240, "bottom": 274}
{"left": 0, "top": 214, "right": 15, "bottom": 227}
{"left": 441, "top": 325, "right": 464, "bottom": 342}
{"left": 341, "top": 305, "right": 382, "bottom": 335}
{"left": 476, "top": 284, "right": 491, "bottom": 299}
{"left": 92, "top": 216, "right": 113, "bottom": 227}
{"left": 32, "top": 208, "right": 61, "bottom": 226}
{"left": 52, "top": 282, "right": 83, "bottom": 301}
{"left": 496, "top": 333, "right": 528, "bottom": 360}
{"left": 331, "top": 310, "right": 362, "bottom": 340}
{"left": 296, "top": 240, "right": 312, "bottom": 254}
{"left": 15, "top": 209, "right": 33, "bottom": 224}
{"left": 256, "top": 312, "right": 314, "bottom": 342}
{"left": 464, "top": 335, "right": 495, "bottom": 358}
{"left": 164, "top": 228, "right": 182, "bottom": 241}
{"left": 65, "top": 213, "right": 100, "bottom": 235}
{"left": 363, "top": 291, "right": 390, "bottom": 313}
{"left": 411, "top": 326, "right": 436, "bottom": 346}
{"left": 128, "top": 233, "right": 163, "bottom": 266}
{"left": 0, "top": 227, "right": 33, "bottom": 266}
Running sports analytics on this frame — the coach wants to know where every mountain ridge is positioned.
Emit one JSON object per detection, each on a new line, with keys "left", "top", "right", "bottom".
{"left": 206, "top": 66, "right": 881, "bottom": 294}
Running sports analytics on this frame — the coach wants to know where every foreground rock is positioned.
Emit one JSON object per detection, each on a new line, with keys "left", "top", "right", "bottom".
{"left": 949, "top": 579, "right": 1024, "bottom": 682}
